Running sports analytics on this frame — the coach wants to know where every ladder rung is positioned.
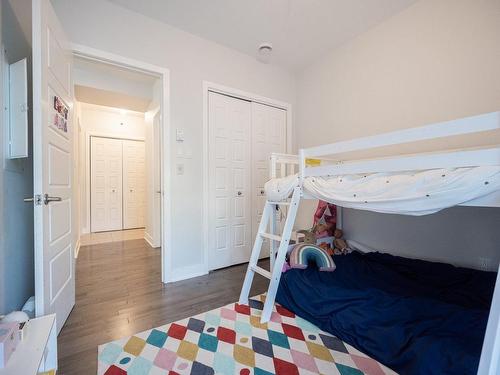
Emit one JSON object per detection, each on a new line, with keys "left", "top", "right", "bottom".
{"left": 267, "top": 201, "right": 291, "bottom": 206}
{"left": 250, "top": 265, "right": 272, "bottom": 279}
{"left": 260, "top": 232, "right": 282, "bottom": 242}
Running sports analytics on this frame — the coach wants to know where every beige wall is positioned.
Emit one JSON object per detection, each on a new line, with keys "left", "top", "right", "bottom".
{"left": 295, "top": 0, "right": 500, "bottom": 269}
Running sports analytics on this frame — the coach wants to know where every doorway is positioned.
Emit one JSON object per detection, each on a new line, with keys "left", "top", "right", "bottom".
{"left": 31, "top": 1, "right": 171, "bottom": 335}
{"left": 71, "top": 46, "right": 172, "bottom": 284}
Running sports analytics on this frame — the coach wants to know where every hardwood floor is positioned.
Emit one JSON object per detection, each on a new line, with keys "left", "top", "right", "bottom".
{"left": 58, "top": 239, "right": 269, "bottom": 375}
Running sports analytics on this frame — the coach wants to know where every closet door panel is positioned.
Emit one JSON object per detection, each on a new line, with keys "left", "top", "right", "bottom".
{"left": 251, "top": 103, "right": 287, "bottom": 257}
{"left": 90, "top": 137, "right": 123, "bottom": 232}
{"left": 123, "top": 140, "right": 146, "bottom": 229}
{"left": 209, "top": 92, "right": 251, "bottom": 270}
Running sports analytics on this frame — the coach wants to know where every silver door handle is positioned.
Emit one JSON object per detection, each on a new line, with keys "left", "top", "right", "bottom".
{"left": 24, "top": 197, "right": 34, "bottom": 202}
{"left": 44, "top": 194, "right": 62, "bottom": 205}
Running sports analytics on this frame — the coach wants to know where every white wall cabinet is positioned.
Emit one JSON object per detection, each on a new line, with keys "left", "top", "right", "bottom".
{"left": 90, "top": 136, "right": 145, "bottom": 232}
{"left": 208, "top": 92, "right": 286, "bottom": 270}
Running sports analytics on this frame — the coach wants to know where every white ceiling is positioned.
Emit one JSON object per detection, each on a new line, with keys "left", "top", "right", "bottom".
{"left": 74, "top": 85, "right": 152, "bottom": 112}
{"left": 107, "top": 0, "right": 418, "bottom": 71}
{"left": 73, "top": 56, "right": 158, "bottom": 112}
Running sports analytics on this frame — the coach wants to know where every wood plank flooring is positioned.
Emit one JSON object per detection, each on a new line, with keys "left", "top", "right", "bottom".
{"left": 58, "top": 239, "right": 269, "bottom": 375}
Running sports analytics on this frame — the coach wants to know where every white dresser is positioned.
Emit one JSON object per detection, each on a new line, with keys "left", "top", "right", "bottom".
{"left": 0, "top": 314, "right": 57, "bottom": 375}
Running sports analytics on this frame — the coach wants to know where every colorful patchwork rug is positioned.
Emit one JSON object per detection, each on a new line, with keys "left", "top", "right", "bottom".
{"left": 98, "top": 295, "right": 397, "bottom": 375}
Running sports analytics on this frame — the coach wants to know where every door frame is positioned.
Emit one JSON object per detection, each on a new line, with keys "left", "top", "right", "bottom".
{"left": 88, "top": 134, "right": 145, "bottom": 233}
{"left": 202, "top": 81, "right": 292, "bottom": 273}
{"left": 72, "top": 44, "right": 172, "bottom": 283}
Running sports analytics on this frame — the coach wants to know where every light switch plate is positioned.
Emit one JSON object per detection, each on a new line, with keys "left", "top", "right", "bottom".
{"left": 176, "top": 164, "right": 184, "bottom": 175}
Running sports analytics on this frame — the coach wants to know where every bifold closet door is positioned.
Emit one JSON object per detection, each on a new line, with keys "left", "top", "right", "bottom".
{"left": 91, "top": 137, "right": 123, "bottom": 232}
{"left": 251, "top": 102, "right": 287, "bottom": 254}
{"left": 208, "top": 92, "right": 252, "bottom": 270}
{"left": 123, "top": 140, "right": 146, "bottom": 229}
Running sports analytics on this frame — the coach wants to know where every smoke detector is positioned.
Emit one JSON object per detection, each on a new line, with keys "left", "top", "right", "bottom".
{"left": 257, "top": 43, "right": 273, "bottom": 64}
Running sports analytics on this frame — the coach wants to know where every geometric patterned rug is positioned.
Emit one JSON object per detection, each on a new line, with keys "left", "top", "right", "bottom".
{"left": 98, "top": 294, "right": 397, "bottom": 375}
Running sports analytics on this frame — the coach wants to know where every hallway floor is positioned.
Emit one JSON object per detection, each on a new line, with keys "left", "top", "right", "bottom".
{"left": 58, "top": 239, "right": 269, "bottom": 374}
{"left": 79, "top": 228, "right": 146, "bottom": 246}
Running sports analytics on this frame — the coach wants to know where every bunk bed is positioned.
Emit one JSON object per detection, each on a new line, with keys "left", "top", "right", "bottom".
{"left": 238, "top": 111, "right": 500, "bottom": 374}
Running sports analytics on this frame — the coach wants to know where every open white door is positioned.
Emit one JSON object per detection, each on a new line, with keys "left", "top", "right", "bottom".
{"left": 32, "top": 0, "right": 75, "bottom": 333}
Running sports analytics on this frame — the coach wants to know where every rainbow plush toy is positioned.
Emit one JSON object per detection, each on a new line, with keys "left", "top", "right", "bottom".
{"left": 289, "top": 243, "right": 336, "bottom": 272}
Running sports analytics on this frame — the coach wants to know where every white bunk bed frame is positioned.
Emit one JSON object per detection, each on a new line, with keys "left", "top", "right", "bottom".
{"left": 239, "top": 111, "right": 500, "bottom": 375}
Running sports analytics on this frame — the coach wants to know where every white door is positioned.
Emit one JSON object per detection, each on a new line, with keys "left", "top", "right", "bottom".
{"left": 123, "top": 139, "right": 146, "bottom": 229}
{"left": 208, "top": 92, "right": 252, "bottom": 270}
{"left": 32, "top": 0, "right": 75, "bottom": 333}
{"left": 251, "top": 103, "right": 287, "bottom": 255}
{"left": 90, "top": 137, "right": 123, "bottom": 232}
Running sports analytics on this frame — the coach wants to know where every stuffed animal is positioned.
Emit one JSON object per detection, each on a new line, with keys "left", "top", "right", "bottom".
{"left": 296, "top": 229, "right": 316, "bottom": 244}
{"left": 334, "top": 238, "right": 349, "bottom": 255}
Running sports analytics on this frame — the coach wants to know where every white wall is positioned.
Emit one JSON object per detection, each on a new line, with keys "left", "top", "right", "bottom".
{"left": 78, "top": 102, "right": 147, "bottom": 233}
{"left": 144, "top": 108, "right": 161, "bottom": 247}
{"left": 0, "top": 0, "right": 34, "bottom": 314}
{"left": 52, "top": 0, "right": 296, "bottom": 278}
{"left": 295, "top": 0, "right": 500, "bottom": 270}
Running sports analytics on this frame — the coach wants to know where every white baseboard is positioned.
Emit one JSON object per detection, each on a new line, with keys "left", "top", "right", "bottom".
{"left": 144, "top": 231, "right": 159, "bottom": 248}
{"left": 168, "top": 263, "right": 207, "bottom": 283}
{"left": 74, "top": 239, "right": 81, "bottom": 259}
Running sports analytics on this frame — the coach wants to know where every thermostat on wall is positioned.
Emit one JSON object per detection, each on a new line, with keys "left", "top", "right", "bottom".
{"left": 176, "top": 129, "right": 185, "bottom": 142}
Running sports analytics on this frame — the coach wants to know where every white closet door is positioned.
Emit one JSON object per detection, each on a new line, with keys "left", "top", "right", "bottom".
{"left": 208, "top": 92, "right": 252, "bottom": 270}
{"left": 123, "top": 140, "right": 146, "bottom": 229}
{"left": 251, "top": 102, "right": 287, "bottom": 254}
{"left": 91, "top": 137, "right": 123, "bottom": 232}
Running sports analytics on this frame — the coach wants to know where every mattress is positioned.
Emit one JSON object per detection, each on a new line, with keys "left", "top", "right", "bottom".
{"left": 275, "top": 251, "right": 496, "bottom": 375}
{"left": 264, "top": 166, "right": 500, "bottom": 215}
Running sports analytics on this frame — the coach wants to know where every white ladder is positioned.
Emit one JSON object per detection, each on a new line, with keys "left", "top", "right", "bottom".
{"left": 239, "top": 186, "right": 302, "bottom": 323}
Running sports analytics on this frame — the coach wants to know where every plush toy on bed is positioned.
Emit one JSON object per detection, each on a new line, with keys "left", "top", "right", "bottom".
{"left": 289, "top": 243, "right": 336, "bottom": 272}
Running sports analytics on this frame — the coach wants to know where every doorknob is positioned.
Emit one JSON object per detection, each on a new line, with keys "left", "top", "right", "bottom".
{"left": 43, "top": 194, "right": 62, "bottom": 205}
{"left": 260, "top": 190, "right": 265, "bottom": 195}
{"left": 237, "top": 191, "right": 242, "bottom": 196}
{"left": 24, "top": 197, "right": 34, "bottom": 202}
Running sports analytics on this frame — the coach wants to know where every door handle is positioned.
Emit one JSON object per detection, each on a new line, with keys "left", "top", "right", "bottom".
{"left": 43, "top": 194, "right": 62, "bottom": 205}
{"left": 260, "top": 190, "right": 265, "bottom": 195}
{"left": 237, "top": 191, "right": 242, "bottom": 196}
{"left": 24, "top": 195, "right": 42, "bottom": 205}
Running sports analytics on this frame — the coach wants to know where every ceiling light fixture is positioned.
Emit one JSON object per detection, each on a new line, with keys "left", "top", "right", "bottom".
{"left": 257, "top": 43, "right": 273, "bottom": 64}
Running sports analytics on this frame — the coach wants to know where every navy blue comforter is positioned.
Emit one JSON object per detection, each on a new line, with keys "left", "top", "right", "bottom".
{"left": 276, "top": 251, "right": 496, "bottom": 375}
